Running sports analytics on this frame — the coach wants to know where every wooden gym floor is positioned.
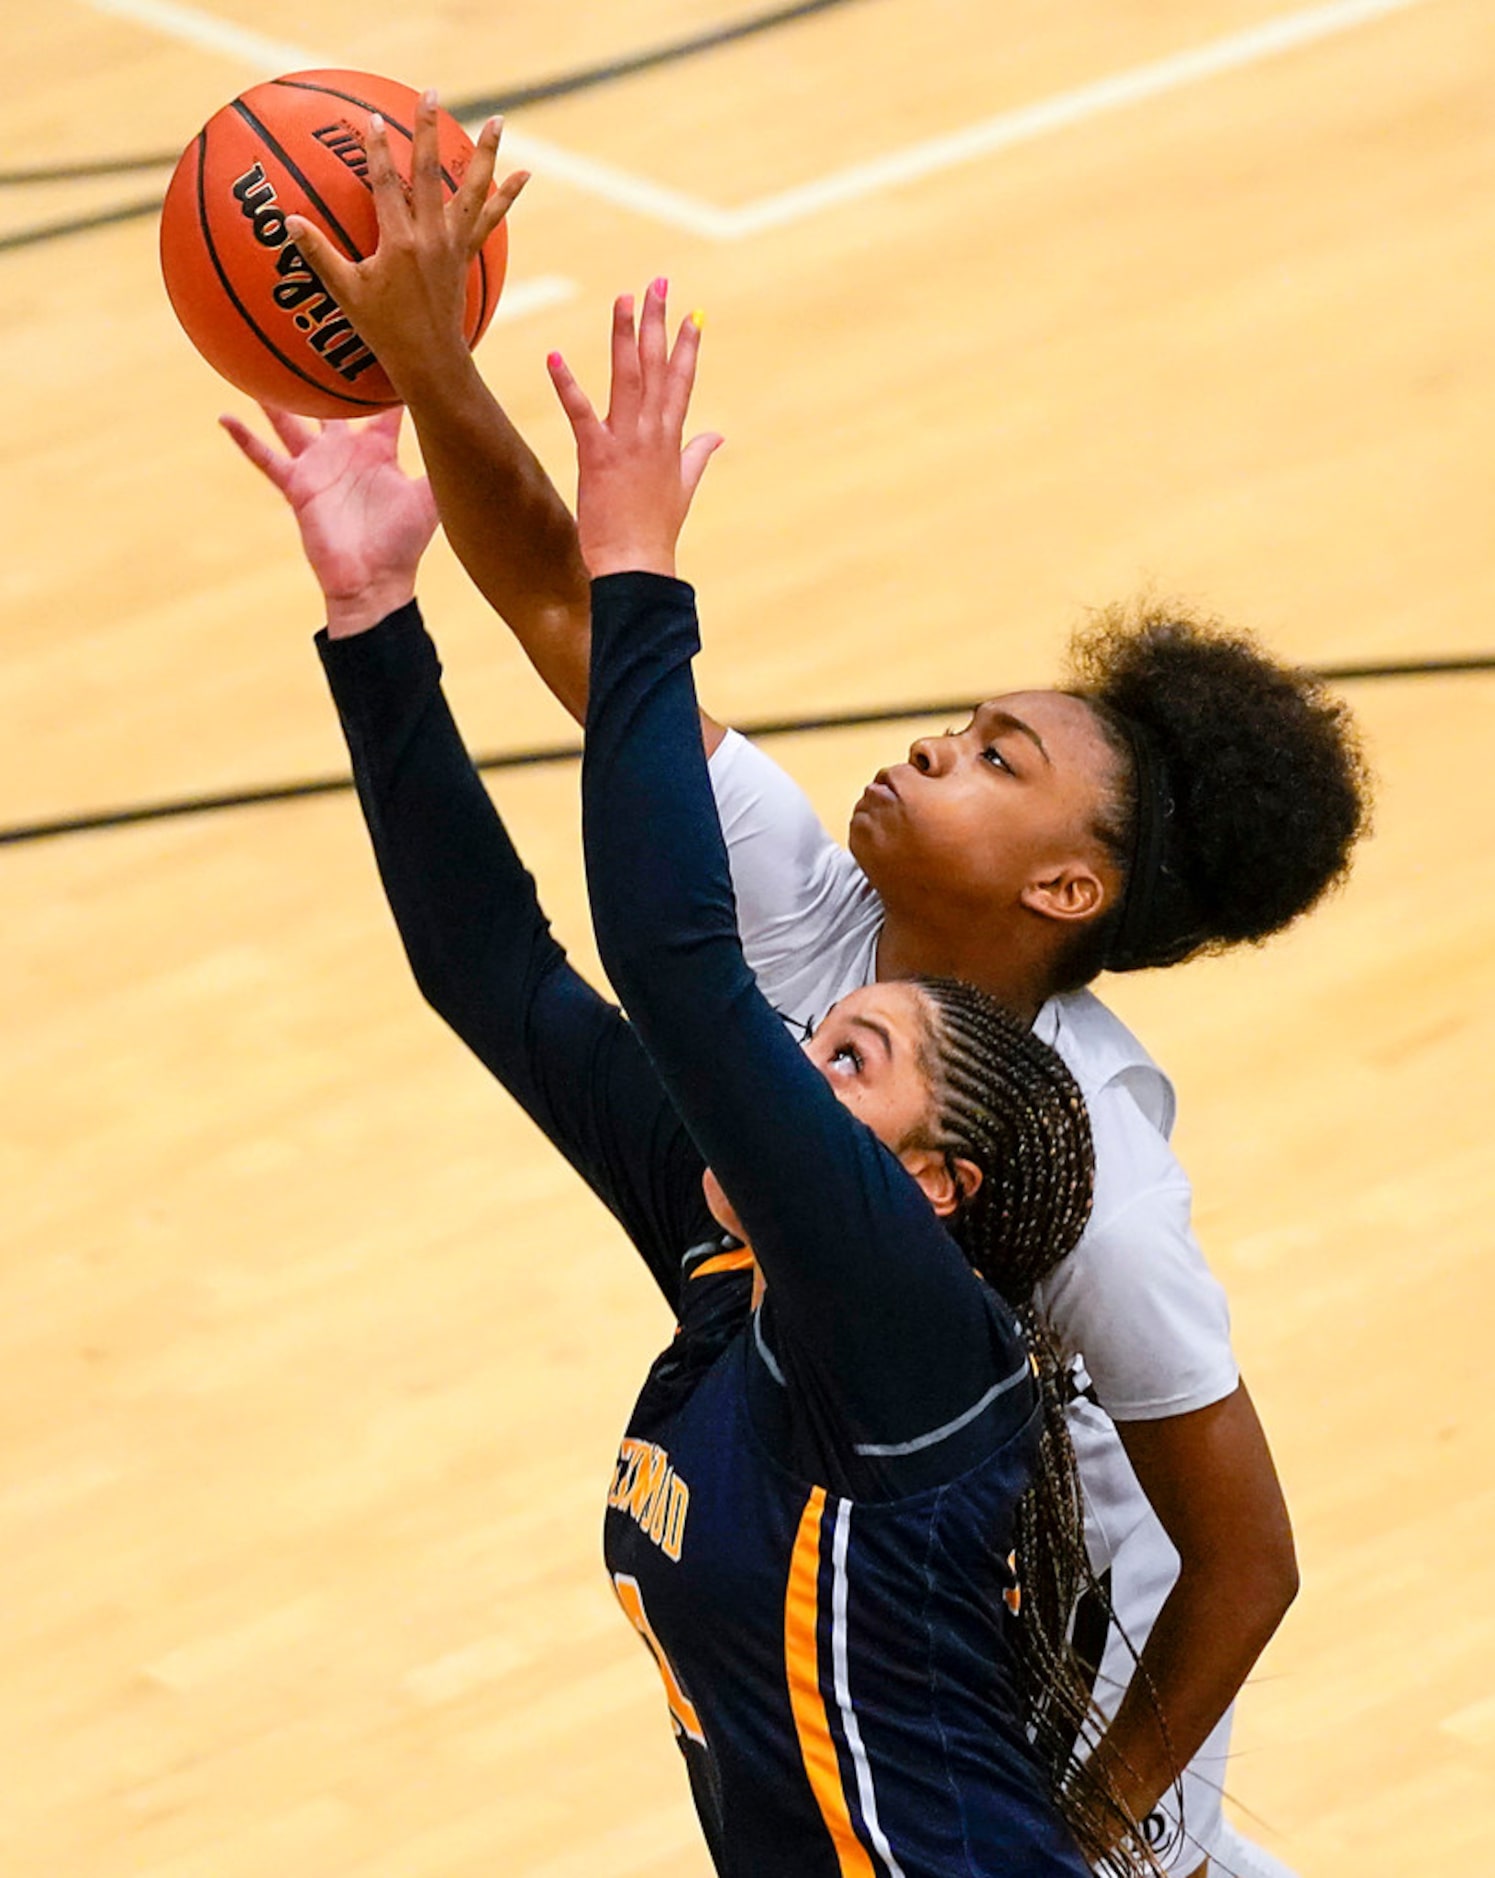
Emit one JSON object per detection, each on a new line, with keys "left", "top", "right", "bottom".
{"left": 2, "top": 1, "right": 1492, "bottom": 1871}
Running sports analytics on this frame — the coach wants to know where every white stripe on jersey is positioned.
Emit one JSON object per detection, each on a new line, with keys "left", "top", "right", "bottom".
{"left": 853, "top": 1357, "right": 1031, "bottom": 1458}
{"left": 831, "top": 1499, "right": 906, "bottom": 1878}
{"left": 752, "top": 1303, "right": 786, "bottom": 1386}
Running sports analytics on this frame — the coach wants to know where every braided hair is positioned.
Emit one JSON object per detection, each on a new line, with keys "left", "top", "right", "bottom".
{"left": 911, "top": 976, "right": 1169, "bottom": 1876}
{"left": 1054, "top": 600, "right": 1373, "bottom": 991}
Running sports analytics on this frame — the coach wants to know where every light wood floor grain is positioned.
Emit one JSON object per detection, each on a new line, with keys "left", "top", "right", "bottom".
{"left": 2, "top": 1, "right": 1492, "bottom": 1871}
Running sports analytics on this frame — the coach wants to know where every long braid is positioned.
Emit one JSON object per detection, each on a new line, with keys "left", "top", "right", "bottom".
{"left": 912, "top": 977, "right": 1171, "bottom": 1877}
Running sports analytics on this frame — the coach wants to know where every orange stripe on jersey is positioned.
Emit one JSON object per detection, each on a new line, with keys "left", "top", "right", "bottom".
{"left": 689, "top": 1249, "right": 758, "bottom": 1280}
{"left": 784, "top": 1488, "right": 875, "bottom": 1878}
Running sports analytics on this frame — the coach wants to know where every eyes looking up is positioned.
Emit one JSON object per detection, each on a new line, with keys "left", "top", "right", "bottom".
{"left": 928, "top": 712, "right": 1016, "bottom": 778}
{"left": 826, "top": 1039, "right": 864, "bottom": 1077}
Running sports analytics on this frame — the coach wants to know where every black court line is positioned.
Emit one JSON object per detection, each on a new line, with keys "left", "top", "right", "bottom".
{"left": 2, "top": 654, "right": 1489, "bottom": 852}
{"left": 0, "top": 0, "right": 867, "bottom": 252}
{"left": 0, "top": 195, "right": 166, "bottom": 253}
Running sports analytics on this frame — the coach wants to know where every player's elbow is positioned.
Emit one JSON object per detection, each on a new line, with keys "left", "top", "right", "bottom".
{"left": 403, "top": 939, "right": 495, "bottom": 1052}
{"left": 1226, "top": 1523, "right": 1300, "bottom": 1647}
{"left": 1175, "top": 1514, "right": 1298, "bottom": 1650}
{"left": 1265, "top": 1531, "right": 1301, "bottom": 1625}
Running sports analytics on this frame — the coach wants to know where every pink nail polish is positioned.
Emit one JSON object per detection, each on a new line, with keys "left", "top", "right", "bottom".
{"left": 652, "top": 276, "right": 669, "bottom": 297}
{"left": 547, "top": 351, "right": 563, "bottom": 370}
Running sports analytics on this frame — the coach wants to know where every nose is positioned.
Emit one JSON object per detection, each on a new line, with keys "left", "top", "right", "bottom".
{"left": 908, "top": 733, "right": 949, "bottom": 775}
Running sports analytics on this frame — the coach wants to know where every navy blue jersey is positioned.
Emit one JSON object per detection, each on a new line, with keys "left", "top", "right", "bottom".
{"left": 319, "top": 585, "right": 1090, "bottom": 1877}
{"left": 606, "top": 1242, "right": 1089, "bottom": 1878}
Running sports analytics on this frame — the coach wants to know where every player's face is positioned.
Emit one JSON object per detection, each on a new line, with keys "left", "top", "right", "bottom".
{"left": 802, "top": 982, "right": 939, "bottom": 1148}
{"left": 846, "top": 691, "right": 1120, "bottom": 924}
{"left": 700, "top": 984, "right": 944, "bottom": 1243}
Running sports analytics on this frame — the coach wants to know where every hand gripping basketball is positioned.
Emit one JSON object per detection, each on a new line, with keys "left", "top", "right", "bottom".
{"left": 161, "top": 73, "right": 522, "bottom": 415}
{"left": 285, "top": 92, "right": 527, "bottom": 403}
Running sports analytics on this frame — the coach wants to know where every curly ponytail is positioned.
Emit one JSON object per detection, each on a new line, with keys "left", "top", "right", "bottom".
{"left": 1055, "top": 601, "right": 1373, "bottom": 989}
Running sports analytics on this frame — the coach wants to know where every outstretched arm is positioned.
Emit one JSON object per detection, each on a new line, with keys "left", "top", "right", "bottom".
{"left": 222, "top": 408, "right": 710, "bottom": 1298}
{"left": 315, "top": 600, "right": 712, "bottom": 1300}
{"left": 284, "top": 91, "right": 724, "bottom": 743}
{"left": 554, "top": 286, "right": 1004, "bottom": 1454}
{"left": 282, "top": 98, "right": 592, "bottom": 714}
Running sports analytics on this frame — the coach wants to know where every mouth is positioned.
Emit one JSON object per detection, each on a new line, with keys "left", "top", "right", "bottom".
{"left": 860, "top": 768, "right": 899, "bottom": 805}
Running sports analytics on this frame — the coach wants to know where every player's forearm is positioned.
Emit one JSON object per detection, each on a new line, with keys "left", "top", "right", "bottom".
{"left": 401, "top": 349, "right": 594, "bottom": 722}
{"left": 1085, "top": 1547, "right": 1298, "bottom": 1826}
{"left": 319, "top": 606, "right": 563, "bottom": 1056}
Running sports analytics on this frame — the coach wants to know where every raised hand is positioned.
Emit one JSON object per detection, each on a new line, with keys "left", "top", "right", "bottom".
{"left": 547, "top": 278, "right": 723, "bottom": 579}
{"left": 220, "top": 405, "right": 438, "bottom": 636}
{"left": 284, "top": 92, "right": 528, "bottom": 401}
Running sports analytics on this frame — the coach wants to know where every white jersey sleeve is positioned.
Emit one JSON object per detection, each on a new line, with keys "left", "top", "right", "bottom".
{"left": 708, "top": 728, "right": 882, "bottom": 1034}
{"left": 1036, "top": 993, "right": 1238, "bottom": 1421}
{"left": 1036, "top": 1125, "right": 1239, "bottom": 1421}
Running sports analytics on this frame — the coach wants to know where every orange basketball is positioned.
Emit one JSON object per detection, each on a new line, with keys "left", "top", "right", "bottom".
{"left": 160, "top": 70, "right": 508, "bottom": 417}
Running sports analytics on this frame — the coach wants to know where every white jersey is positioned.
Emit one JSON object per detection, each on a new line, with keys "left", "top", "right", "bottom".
{"left": 710, "top": 729, "right": 1238, "bottom": 1421}
{"left": 710, "top": 727, "right": 1239, "bottom": 1871}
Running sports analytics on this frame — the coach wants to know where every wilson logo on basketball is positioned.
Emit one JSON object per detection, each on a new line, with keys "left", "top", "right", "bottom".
{"left": 230, "top": 163, "right": 378, "bottom": 385}
{"left": 311, "top": 121, "right": 371, "bottom": 184}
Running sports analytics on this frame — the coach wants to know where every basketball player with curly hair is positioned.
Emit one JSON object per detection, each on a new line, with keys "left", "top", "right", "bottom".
{"left": 234, "top": 99, "right": 1373, "bottom": 1878}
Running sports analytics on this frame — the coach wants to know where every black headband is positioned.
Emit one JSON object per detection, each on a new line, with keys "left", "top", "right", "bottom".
{"left": 1104, "top": 715, "right": 1173, "bottom": 972}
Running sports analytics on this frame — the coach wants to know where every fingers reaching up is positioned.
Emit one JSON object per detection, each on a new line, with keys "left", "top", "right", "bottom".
{"left": 218, "top": 404, "right": 438, "bottom": 634}
{"left": 547, "top": 278, "right": 722, "bottom": 581}
{"left": 282, "top": 92, "right": 529, "bottom": 401}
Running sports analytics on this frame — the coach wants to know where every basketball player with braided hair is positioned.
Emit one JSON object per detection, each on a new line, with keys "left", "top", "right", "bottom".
{"left": 310, "top": 295, "right": 1172, "bottom": 1874}
{"left": 242, "top": 99, "right": 1374, "bottom": 1878}
{"left": 899, "top": 973, "right": 1116, "bottom": 1810}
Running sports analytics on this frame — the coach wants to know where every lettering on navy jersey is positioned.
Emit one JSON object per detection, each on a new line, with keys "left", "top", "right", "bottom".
{"left": 607, "top": 1436, "right": 690, "bottom": 1561}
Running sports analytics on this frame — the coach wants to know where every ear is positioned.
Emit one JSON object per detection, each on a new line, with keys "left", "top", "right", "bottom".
{"left": 899, "top": 1147, "right": 984, "bottom": 1220}
{"left": 1019, "top": 859, "right": 1109, "bottom": 927}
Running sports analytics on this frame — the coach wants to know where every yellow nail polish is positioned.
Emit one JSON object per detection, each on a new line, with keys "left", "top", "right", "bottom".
{"left": 690, "top": 308, "right": 706, "bottom": 330}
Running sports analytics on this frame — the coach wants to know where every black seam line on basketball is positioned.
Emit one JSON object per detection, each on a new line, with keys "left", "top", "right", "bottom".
{"left": 0, "top": 0, "right": 865, "bottom": 191}
{"left": 229, "top": 98, "right": 366, "bottom": 263}
{"left": 192, "top": 128, "right": 387, "bottom": 412}
{"left": 269, "top": 80, "right": 462, "bottom": 193}
{"left": 266, "top": 79, "right": 491, "bottom": 329}
{"left": 2, "top": 654, "right": 1490, "bottom": 852}
{"left": 475, "top": 236, "right": 491, "bottom": 337}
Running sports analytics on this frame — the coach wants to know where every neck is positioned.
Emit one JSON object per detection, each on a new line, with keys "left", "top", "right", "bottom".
{"left": 873, "top": 903, "right": 1054, "bottom": 1027}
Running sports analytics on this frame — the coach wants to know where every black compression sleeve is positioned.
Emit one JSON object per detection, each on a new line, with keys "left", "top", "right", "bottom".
{"left": 317, "top": 604, "right": 712, "bottom": 1305}
{"left": 582, "top": 574, "right": 1020, "bottom": 1454}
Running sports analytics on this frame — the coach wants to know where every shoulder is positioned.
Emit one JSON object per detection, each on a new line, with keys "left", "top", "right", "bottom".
{"left": 708, "top": 731, "right": 866, "bottom": 888}
{"left": 709, "top": 730, "right": 884, "bottom": 1030}
{"left": 1036, "top": 987, "right": 1176, "bottom": 1139}
{"left": 1039, "top": 1165, "right": 1238, "bottom": 1420}
{"left": 708, "top": 730, "right": 829, "bottom": 850}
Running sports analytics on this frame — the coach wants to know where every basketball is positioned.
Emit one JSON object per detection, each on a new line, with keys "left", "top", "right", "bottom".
{"left": 159, "top": 70, "right": 508, "bottom": 417}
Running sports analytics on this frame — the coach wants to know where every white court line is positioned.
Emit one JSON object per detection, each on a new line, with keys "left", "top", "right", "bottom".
{"left": 491, "top": 128, "right": 737, "bottom": 242}
{"left": 89, "top": 0, "right": 1432, "bottom": 240}
{"left": 88, "top": 0, "right": 323, "bottom": 75}
{"left": 490, "top": 273, "right": 577, "bottom": 322}
{"left": 725, "top": 0, "right": 1433, "bottom": 235}
{"left": 82, "top": 0, "right": 736, "bottom": 237}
